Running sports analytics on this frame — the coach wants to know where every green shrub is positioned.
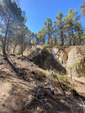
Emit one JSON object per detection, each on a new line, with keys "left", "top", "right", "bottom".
{"left": 0, "top": 47, "right": 2, "bottom": 50}
{"left": 43, "top": 43, "right": 49, "bottom": 47}
{"left": 58, "top": 75, "right": 67, "bottom": 81}
{"left": 58, "top": 75, "right": 70, "bottom": 84}
{"left": 53, "top": 68, "right": 56, "bottom": 72}
{"left": 83, "top": 45, "right": 85, "bottom": 47}
{"left": 62, "top": 69, "right": 64, "bottom": 72}
{"left": 44, "top": 60, "right": 47, "bottom": 65}
{"left": 37, "top": 48, "right": 41, "bottom": 52}
{"left": 73, "top": 62, "right": 80, "bottom": 67}
{"left": 46, "top": 48, "right": 50, "bottom": 52}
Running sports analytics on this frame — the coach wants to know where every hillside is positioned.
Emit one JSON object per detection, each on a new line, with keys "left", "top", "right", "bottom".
{"left": 0, "top": 46, "right": 85, "bottom": 113}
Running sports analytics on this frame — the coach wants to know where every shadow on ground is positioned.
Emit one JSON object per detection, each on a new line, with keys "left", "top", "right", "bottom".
{"left": 2, "top": 55, "right": 46, "bottom": 82}
{"left": 27, "top": 48, "right": 67, "bottom": 75}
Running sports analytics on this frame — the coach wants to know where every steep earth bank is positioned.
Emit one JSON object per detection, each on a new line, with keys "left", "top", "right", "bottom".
{"left": 0, "top": 53, "right": 85, "bottom": 113}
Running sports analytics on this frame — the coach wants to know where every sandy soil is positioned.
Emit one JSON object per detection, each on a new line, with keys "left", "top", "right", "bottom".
{"left": 0, "top": 54, "right": 85, "bottom": 113}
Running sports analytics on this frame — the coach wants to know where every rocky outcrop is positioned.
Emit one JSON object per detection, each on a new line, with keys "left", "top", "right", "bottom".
{"left": 15, "top": 45, "right": 85, "bottom": 78}
{"left": 67, "top": 47, "right": 85, "bottom": 78}
{"left": 52, "top": 48, "right": 67, "bottom": 67}
{"left": 52, "top": 47, "right": 85, "bottom": 78}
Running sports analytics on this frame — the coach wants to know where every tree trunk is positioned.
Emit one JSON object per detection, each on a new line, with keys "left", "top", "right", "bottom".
{"left": 69, "top": 38, "right": 71, "bottom": 45}
{"left": 6, "top": 37, "right": 10, "bottom": 51}
{"left": 13, "top": 43, "right": 17, "bottom": 53}
{"left": 61, "top": 36, "right": 64, "bottom": 45}
{"left": 78, "top": 34, "right": 81, "bottom": 45}
{"left": 3, "top": 16, "right": 10, "bottom": 55}
{"left": 54, "top": 37, "right": 57, "bottom": 45}
{"left": 21, "top": 37, "right": 24, "bottom": 56}
{"left": 68, "top": 31, "right": 71, "bottom": 45}
{"left": 60, "top": 31, "right": 64, "bottom": 45}
{"left": 50, "top": 37, "right": 53, "bottom": 46}
{"left": 72, "top": 28, "right": 74, "bottom": 45}
{"left": 21, "top": 44, "right": 23, "bottom": 56}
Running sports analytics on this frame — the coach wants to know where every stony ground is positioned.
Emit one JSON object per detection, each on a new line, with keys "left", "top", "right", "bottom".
{"left": 0, "top": 53, "right": 85, "bottom": 113}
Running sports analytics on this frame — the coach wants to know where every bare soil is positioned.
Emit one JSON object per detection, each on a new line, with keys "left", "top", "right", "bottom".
{"left": 0, "top": 54, "right": 85, "bottom": 113}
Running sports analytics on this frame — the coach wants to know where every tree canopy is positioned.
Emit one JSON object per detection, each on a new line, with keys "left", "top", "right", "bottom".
{"left": 0, "top": 1, "right": 85, "bottom": 56}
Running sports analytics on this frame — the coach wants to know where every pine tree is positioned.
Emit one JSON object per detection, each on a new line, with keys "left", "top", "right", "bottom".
{"left": 44, "top": 17, "right": 53, "bottom": 45}
{"left": 64, "top": 9, "right": 80, "bottom": 45}
{"left": 54, "top": 11, "right": 64, "bottom": 45}
{"left": 0, "top": 0, "right": 26, "bottom": 55}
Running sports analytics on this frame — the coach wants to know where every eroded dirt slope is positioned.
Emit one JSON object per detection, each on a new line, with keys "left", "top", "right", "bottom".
{"left": 0, "top": 54, "right": 85, "bottom": 113}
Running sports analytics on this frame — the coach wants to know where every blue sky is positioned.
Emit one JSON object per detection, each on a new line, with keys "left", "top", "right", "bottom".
{"left": 20, "top": 0, "right": 85, "bottom": 33}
